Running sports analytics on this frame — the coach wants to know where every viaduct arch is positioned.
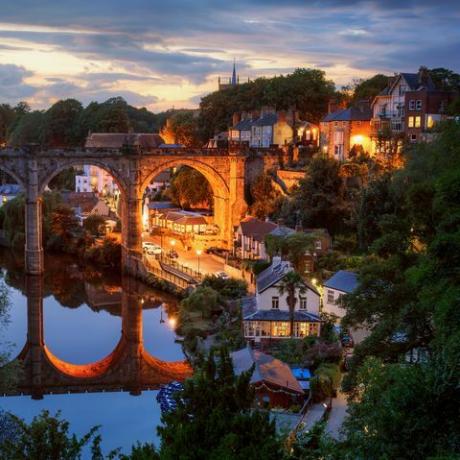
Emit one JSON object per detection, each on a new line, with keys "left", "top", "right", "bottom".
{"left": 6, "top": 275, "right": 192, "bottom": 399}
{"left": 0, "top": 147, "right": 248, "bottom": 276}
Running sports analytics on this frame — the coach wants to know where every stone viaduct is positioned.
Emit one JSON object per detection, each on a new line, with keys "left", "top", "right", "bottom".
{"left": 3, "top": 276, "right": 192, "bottom": 399}
{"left": 0, "top": 145, "right": 271, "bottom": 276}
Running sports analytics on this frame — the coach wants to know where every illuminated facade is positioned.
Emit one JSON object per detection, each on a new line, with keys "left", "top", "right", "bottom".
{"left": 320, "top": 102, "right": 372, "bottom": 160}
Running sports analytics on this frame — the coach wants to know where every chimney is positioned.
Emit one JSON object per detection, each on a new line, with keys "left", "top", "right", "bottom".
{"left": 418, "top": 66, "right": 430, "bottom": 87}
{"left": 232, "top": 112, "right": 241, "bottom": 126}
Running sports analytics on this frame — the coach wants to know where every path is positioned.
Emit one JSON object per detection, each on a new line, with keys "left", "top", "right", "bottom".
{"left": 325, "top": 390, "right": 348, "bottom": 440}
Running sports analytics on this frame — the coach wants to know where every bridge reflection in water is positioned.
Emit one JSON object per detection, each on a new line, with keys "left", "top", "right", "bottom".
{"left": 7, "top": 275, "right": 192, "bottom": 400}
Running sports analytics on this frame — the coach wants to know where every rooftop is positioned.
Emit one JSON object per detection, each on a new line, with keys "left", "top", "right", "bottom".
{"left": 85, "top": 133, "right": 164, "bottom": 149}
{"left": 322, "top": 106, "right": 372, "bottom": 122}
{"left": 243, "top": 309, "right": 321, "bottom": 322}
{"left": 231, "top": 347, "right": 304, "bottom": 394}
{"left": 239, "top": 216, "right": 278, "bottom": 242}
{"left": 323, "top": 270, "right": 358, "bottom": 293}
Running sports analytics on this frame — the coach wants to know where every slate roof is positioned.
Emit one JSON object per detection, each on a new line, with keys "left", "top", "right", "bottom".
{"left": 323, "top": 270, "right": 358, "bottom": 294}
{"left": 252, "top": 112, "right": 278, "bottom": 127}
{"left": 322, "top": 106, "right": 372, "bottom": 122}
{"left": 243, "top": 309, "right": 321, "bottom": 322}
{"left": 231, "top": 347, "right": 304, "bottom": 394}
{"left": 233, "top": 118, "right": 255, "bottom": 131}
{"left": 85, "top": 133, "right": 164, "bottom": 149}
{"left": 147, "top": 201, "right": 176, "bottom": 210}
{"left": 256, "top": 260, "right": 319, "bottom": 295}
{"left": 63, "top": 192, "right": 98, "bottom": 214}
{"left": 269, "top": 225, "right": 296, "bottom": 237}
{"left": 256, "top": 260, "right": 292, "bottom": 293}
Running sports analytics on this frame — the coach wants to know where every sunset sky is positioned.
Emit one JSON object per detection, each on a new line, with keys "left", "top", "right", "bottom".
{"left": 1, "top": 0, "right": 459, "bottom": 112}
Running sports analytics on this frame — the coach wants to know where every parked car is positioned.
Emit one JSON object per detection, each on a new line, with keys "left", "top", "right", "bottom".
{"left": 215, "top": 271, "right": 229, "bottom": 280}
{"left": 142, "top": 242, "right": 162, "bottom": 255}
{"left": 167, "top": 249, "right": 179, "bottom": 259}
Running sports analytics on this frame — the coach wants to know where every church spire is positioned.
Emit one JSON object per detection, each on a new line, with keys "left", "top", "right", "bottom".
{"left": 231, "top": 59, "right": 237, "bottom": 86}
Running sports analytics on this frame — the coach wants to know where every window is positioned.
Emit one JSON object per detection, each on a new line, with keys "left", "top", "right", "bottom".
{"left": 271, "top": 297, "right": 279, "bottom": 309}
{"left": 426, "top": 115, "right": 434, "bottom": 129}
{"left": 415, "top": 116, "right": 421, "bottom": 128}
{"left": 299, "top": 297, "right": 307, "bottom": 310}
{"left": 272, "top": 321, "right": 289, "bottom": 337}
{"left": 327, "top": 290, "right": 335, "bottom": 304}
{"left": 416, "top": 100, "right": 422, "bottom": 111}
{"left": 294, "top": 322, "right": 308, "bottom": 337}
{"left": 409, "top": 100, "right": 415, "bottom": 110}
{"left": 411, "top": 134, "right": 417, "bottom": 142}
{"left": 315, "top": 240, "right": 322, "bottom": 250}
{"left": 408, "top": 116, "right": 414, "bottom": 128}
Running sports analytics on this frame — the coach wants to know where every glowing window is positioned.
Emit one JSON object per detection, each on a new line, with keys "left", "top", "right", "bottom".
{"left": 408, "top": 117, "right": 414, "bottom": 128}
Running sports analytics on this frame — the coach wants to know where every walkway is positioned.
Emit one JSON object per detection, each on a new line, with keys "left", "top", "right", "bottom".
{"left": 325, "top": 390, "right": 348, "bottom": 440}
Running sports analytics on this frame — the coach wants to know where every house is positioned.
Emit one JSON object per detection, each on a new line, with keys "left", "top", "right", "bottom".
{"left": 231, "top": 347, "right": 305, "bottom": 408}
{"left": 235, "top": 216, "right": 278, "bottom": 260}
{"left": 75, "top": 164, "right": 119, "bottom": 194}
{"left": 62, "top": 192, "right": 111, "bottom": 221}
{"left": 300, "top": 228, "right": 332, "bottom": 272}
{"left": 320, "top": 101, "right": 372, "bottom": 160}
{"left": 154, "top": 209, "right": 210, "bottom": 235}
{"left": 370, "top": 67, "right": 456, "bottom": 152}
{"left": 322, "top": 270, "right": 358, "bottom": 319}
{"left": 243, "top": 257, "right": 321, "bottom": 342}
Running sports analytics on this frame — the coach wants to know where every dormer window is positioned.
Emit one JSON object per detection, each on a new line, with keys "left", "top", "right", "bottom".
{"left": 271, "top": 297, "right": 279, "bottom": 309}
{"left": 299, "top": 297, "right": 307, "bottom": 310}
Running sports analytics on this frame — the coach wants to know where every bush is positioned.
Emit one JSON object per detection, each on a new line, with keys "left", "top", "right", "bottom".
{"left": 201, "top": 275, "right": 247, "bottom": 300}
{"left": 84, "top": 237, "right": 121, "bottom": 268}
{"left": 310, "top": 363, "right": 341, "bottom": 402}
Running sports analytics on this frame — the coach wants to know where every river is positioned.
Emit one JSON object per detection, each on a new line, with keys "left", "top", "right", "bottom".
{"left": 0, "top": 249, "right": 186, "bottom": 456}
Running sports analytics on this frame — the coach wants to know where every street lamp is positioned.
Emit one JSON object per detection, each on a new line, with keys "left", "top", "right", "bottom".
{"left": 196, "top": 249, "right": 202, "bottom": 273}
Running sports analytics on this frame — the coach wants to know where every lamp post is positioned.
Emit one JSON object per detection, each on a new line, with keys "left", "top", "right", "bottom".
{"left": 196, "top": 249, "right": 202, "bottom": 275}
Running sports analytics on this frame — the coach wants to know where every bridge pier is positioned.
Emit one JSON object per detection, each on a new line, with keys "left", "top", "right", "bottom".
{"left": 25, "top": 160, "right": 44, "bottom": 275}
{"left": 26, "top": 275, "right": 45, "bottom": 399}
{"left": 122, "top": 164, "right": 145, "bottom": 278}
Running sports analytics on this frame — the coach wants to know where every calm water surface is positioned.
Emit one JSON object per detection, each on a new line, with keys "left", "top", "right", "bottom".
{"left": 0, "top": 250, "right": 185, "bottom": 456}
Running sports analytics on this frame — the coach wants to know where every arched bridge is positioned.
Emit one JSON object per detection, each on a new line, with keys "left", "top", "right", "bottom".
{"left": 3, "top": 276, "right": 192, "bottom": 399}
{"left": 0, "top": 146, "right": 250, "bottom": 276}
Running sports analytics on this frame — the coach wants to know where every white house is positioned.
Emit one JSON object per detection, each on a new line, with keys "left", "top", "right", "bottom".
{"left": 75, "top": 165, "right": 118, "bottom": 195}
{"left": 322, "top": 270, "right": 358, "bottom": 319}
{"left": 243, "top": 258, "right": 321, "bottom": 342}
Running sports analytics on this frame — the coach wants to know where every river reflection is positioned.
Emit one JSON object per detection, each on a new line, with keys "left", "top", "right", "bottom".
{"left": 0, "top": 250, "right": 190, "bottom": 453}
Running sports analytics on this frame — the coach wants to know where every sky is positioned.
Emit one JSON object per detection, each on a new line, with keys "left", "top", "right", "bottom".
{"left": 0, "top": 0, "right": 459, "bottom": 112}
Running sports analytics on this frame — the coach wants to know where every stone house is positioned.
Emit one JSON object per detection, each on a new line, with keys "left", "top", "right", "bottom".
{"left": 243, "top": 258, "right": 321, "bottom": 343}
{"left": 320, "top": 102, "right": 372, "bottom": 160}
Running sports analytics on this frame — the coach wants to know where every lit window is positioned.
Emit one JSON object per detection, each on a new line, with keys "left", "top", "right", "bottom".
{"left": 415, "top": 116, "right": 421, "bottom": 128}
{"left": 327, "top": 290, "right": 335, "bottom": 304}
{"left": 427, "top": 115, "right": 434, "bottom": 129}
{"left": 408, "top": 116, "right": 414, "bottom": 128}
{"left": 271, "top": 297, "right": 279, "bottom": 309}
{"left": 416, "top": 100, "right": 422, "bottom": 111}
{"left": 299, "top": 297, "right": 307, "bottom": 310}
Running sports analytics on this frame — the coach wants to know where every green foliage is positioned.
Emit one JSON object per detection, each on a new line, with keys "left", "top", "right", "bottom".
{"left": 249, "top": 173, "right": 281, "bottom": 219}
{"left": 84, "top": 214, "right": 107, "bottom": 236}
{"left": 201, "top": 275, "right": 247, "bottom": 300}
{"left": 48, "top": 204, "right": 80, "bottom": 250}
{"left": 48, "top": 167, "right": 80, "bottom": 191}
{"left": 345, "top": 74, "right": 389, "bottom": 104}
{"left": 168, "top": 166, "right": 213, "bottom": 209}
{"left": 7, "top": 110, "right": 44, "bottom": 146}
{"left": 166, "top": 110, "right": 201, "bottom": 147}
{"left": 158, "top": 348, "right": 283, "bottom": 460}
{"left": 118, "top": 442, "right": 159, "bottom": 460}
{"left": 42, "top": 98, "right": 83, "bottom": 147}
{"left": 199, "top": 68, "right": 336, "bottom": 139}
{"left": 84, "top": 237, "right": 121, "bottom": 268}
{"left": 180, "top": 286, "right": 221, "bottom": 320}
{"left": 310, "top": 363, "right": 341, "bottom": 402}
{"left": 0, "top": 410, "right": 102, "bottom": 460}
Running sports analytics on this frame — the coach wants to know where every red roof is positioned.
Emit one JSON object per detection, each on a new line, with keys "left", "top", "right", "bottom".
{"left": 239, "top": 216, "right": 278, "bottom": 242}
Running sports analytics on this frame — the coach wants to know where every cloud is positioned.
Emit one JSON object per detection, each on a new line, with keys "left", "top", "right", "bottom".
{"left": 0, "top": 64, "right": 38, "bottom": 102}
{"left": 0, "top": 0, "right": 458, "bottom": 109}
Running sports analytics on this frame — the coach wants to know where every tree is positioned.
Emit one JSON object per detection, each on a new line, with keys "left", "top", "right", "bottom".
{"left": 0, "top": 410, "right": 103, "bottom": 460}
{"left": 42, "top": 99, "right": 83, "bottom": 147}
{"left": 277, "top": 271, "right": 306, "bottom": 338}
{"left": 344, "top": 74, "right": 389, "bottom": 104}
{"left": 168, "top": 166, "right": 213, "bottom": 209}
{"left": 179, "top": 286, "right": 221, "bottom": 320}
{"left": 249, "top": 173, "right": 281, "bottom": 219}
{"left": 84, "top": 214, "right": 107, "bottom": 236}
{"left": 8, "top": 111, "right": 45, "bottom": 146}
{"left": 157, "top": 348, "right": 283, "bottom": 460}
{"left": 201, "top": 275, "right": 247, "bottom": 300}
{"left": 49, "top": 204, "right": 80, "bottom": 249}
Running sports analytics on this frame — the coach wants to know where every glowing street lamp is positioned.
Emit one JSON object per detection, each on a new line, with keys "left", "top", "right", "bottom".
{"left": 168, "top": 316, "right": 177, "bottom": 329}
{"left": 196, "top": 249, "right": 202, "bottom": 273}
